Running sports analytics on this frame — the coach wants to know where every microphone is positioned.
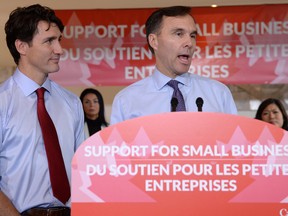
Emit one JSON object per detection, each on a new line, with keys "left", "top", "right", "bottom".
{"left": 196, "top": 97, "right": 204, "bottom": 112}
{"left": 171, "top": 97, "right": 178, "bottom": 112}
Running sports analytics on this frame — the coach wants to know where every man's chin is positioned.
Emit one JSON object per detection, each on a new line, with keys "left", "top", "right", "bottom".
{"left": 49, "top": 66, "right": 60, "bottom": 73}
{"left": 176, "top": 67, "right": 190, "bottom": 74}
{"left": 179, "top": 63, "right": 191, "bottom": 72}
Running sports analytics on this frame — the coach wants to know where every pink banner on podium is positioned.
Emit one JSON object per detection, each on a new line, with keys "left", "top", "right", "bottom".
{"left": 71, "top": 112, "right": 288, "bottom": 216}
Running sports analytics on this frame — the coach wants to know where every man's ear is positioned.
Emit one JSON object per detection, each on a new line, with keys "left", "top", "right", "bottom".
{"left": 15, "top": 39, "right": 28, "bottom": 55}
{"left": 148, "top": 33, "right": 158, "bottom": 52}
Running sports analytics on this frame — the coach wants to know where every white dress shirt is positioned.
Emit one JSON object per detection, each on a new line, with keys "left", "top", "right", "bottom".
{"left": 111, "top": 69, "right": 237, "bottom": 124}
{"left": 0, "top": 69, "right": 84, "bottom": 212}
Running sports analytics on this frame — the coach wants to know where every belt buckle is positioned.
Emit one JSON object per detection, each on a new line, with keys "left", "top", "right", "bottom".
{"left": 47, "top": 208, "right": 52, "bottom": 216}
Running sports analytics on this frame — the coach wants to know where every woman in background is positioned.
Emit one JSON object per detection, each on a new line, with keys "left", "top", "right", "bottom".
{"left": 255, "top": 98, "right": 288, "bottom": 130}
{"left": 80, "top": 88, "right": 109, "bottom": 138}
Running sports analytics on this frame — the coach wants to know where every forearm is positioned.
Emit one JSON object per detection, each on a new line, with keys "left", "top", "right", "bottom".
{"left": 0, "top": 191, "right": 20, "bottom": 216}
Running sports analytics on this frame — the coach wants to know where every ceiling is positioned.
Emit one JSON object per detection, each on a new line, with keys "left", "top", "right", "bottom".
{"left": 1, "top": 0, "right": 288, "bottom": 11}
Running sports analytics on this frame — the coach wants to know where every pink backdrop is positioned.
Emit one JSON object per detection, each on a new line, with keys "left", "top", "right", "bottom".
{"left": 50, "top": 5, "right": 288, "bottom": 86}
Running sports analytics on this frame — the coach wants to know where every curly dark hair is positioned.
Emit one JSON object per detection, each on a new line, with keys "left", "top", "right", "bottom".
{"left": 5, "top": 4, "right": 64, "bottom": 65}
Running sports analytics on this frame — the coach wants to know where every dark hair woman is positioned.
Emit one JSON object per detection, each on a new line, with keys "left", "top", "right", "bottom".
{"left": 255, "top": 98, "right": 288, "bottom": 130}
{"left": 80, "top": 88, "right": 109, "bottom": 138}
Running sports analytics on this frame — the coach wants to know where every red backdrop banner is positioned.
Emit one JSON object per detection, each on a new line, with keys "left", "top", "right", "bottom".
{"left": 50, "top": 5, "right": 288, "bottom": 86}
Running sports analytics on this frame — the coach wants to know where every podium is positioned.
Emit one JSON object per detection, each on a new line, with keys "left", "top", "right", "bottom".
{"left": 71, "top": 112, "right": 288, "bottom": 216}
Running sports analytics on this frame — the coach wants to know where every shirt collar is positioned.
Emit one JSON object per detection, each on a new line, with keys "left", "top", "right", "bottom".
{"left": 152, "top": 68, "right": 190, "bottom": 90}
{"left": 13, "top": 68, "right": 52, "bottom": 96}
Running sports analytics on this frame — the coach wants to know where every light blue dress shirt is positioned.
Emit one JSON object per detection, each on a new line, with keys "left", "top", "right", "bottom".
{"left": 110, "top": 69, "right": 237, "bottom": 124}
{"left": 0, "top": 69, "right": 84, "bottom": 213}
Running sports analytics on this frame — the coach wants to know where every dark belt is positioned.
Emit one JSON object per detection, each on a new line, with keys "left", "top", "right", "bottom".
{"left": 21, "top": 207, "right": 70, "bottom": 216}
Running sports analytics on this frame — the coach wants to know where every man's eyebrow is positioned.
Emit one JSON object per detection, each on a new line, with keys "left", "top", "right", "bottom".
{"left": 171, "top": 27, "right": 198, "bottom": 34}
{"left": 191, "top": 30, "right": 198, "bottom": 35}
{"left": 171, "top": 27, "right": 186, "bottom": 33}
{"left": 46, "top": 35, "right": 62, "bottom": 40}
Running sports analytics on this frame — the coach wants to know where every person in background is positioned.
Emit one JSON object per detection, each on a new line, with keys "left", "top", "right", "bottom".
{"left": 110, "top": 6, "right": 237, "bottom": 125}
{"left": 80, "top": 88, "right": 109, "bottom": 138}
{"left": 255, "top": 98, "right": 288, "bottom": 130}
{"left": 0, "top": 4, "right": 84, "bottom": 215}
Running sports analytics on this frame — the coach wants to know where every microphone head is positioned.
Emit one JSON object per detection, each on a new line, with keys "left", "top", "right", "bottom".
{"left": 196, "top": 97, "right": 204, "bottom": 106}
